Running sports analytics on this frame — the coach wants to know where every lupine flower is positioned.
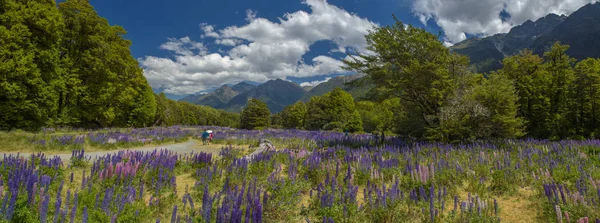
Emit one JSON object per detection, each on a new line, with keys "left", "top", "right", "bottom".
{"left": 82, "top": 207, "right": 88, "bottom": 223}
{"left": 40, "top": 194, "right": 50, "bottom": 223}
{"left": 171, "top": 205, "right": 178, "bottom": 223}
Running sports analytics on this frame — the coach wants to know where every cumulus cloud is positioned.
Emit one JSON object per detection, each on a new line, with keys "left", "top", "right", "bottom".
{"left": 412, "top": 0, "right": 599, "bottom": 44}
{"left": 200, "top": 23, "right": 219, "bottom": 38}
{"left": 141, "top": 0, "right": 377, "bottom": 95}
{"left": 215, "top": 38, "right": 243, "bottom": 46}
{"left": 300, "top": 77, "right": 332, "bottom": 87}
{"left": 159, "top": 37, "right": 207, "bottom": 56}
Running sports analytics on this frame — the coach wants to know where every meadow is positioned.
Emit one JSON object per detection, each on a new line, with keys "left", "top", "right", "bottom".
{"left": 0, "top": 126, "right": 599, "bottom": 223}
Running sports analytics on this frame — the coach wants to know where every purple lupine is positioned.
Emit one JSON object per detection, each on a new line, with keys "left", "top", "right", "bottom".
{"left": 70, "top": 192, "right": 78, "bottom": 223}
{"left": 53, "top": 196, "right": 62, "bottom": 223}
{"left": 429, "top": 185, "right": 435, "bottom": 222}
{"left": 82, "top": 207, "right": 88, "bottom": 223}
{"left": 6, "top": 189, "right": 18, "bottom": 220}
{"left": 171, "top": 205, "right": 178, "bottom": 223}
{"left": 40, "top": 194, "right": 50, "bottom": 223}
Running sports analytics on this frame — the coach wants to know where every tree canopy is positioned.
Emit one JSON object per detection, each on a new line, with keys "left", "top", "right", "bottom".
{"left": 0, "top": 0, "right": 235, "bottom": 130}
{"left": 240, "top": 98, "right": 271, "bottom": 130}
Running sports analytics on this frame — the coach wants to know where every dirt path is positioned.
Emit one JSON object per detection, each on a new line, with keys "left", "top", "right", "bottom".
{"left": 2, "top": 140, "right": 237, "bottom": 161}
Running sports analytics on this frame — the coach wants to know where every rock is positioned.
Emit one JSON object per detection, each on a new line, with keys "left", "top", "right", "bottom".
{"left": 258, "top": 139, "right": 275, "bottom": 151}
{"left": 243, "top": 139, "right": 276, "bottom": 161}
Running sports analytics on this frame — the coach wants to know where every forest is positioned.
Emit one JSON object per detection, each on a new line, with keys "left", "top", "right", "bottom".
{"left": 0, "top": 0, "right": 238, "bottom": 130}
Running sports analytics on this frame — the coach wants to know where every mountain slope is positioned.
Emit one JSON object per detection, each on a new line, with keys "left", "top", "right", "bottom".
{"left": 451, "top": 13, "right": 568, "bottom": 72}
{"left": 531, "top": 2, "right": 600, "bottom": 59}
{"left": 301, "top": 73, "right": 368, "bottom": 101}
{"left": 224, "top": 79, "right": 305, "bottom": 113}
{"left": 179, "top": 82, "right": 256, "bottom": 108}
{"left": 231, "top": 82, "right": 256, "bottom": 93}
{"left": 179, "top": 93, "right": 206, "bottom": 103}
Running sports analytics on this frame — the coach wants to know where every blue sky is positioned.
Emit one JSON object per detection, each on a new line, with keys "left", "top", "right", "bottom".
{"left": 88, "top": 0, "right": 597, "bottom": 99}
{"left": 87, "top": 0, "right": 439, "bottom": 98}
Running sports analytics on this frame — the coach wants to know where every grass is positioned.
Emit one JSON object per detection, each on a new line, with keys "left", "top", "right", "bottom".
{"left": 496, "top": 187, "right": 539, "bottom": 223}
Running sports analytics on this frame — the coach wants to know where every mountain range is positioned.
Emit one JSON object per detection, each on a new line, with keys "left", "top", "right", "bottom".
{"left": 179, "top": 82, "right": 256, "bottom": 109}
{"left": 451, "top": 2, "right": 600, "bottom": 73}
{"left": 300, "top": 73, "right": 369, "bottom": 101}
{"left": 179, "top": 74, "right": 371, "bottom": 113}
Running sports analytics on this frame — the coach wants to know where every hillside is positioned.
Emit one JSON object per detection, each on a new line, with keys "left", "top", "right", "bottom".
{"left": 301, "top": 73, "right": 368, "bottom": 101}
{"left": 224, "top": 79, "right": 306, "bottom": 113}
{"left": 179, "top": 82, "right": 256, "bottom": 108}
{"left": 450, "top": 3, "right": 600, "bottom": 73}
{"left": 530, "top": 2, "right": 600, "bottom": 59}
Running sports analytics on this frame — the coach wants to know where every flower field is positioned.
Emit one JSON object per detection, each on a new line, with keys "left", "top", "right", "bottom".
{"left": 0, "top": 127, "right": 599, "bottom": 222}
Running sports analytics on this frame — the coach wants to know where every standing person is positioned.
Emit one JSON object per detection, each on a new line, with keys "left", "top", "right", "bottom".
{"left": 208, "top": 131, "right": 213, "bottom": 145}
{"left": 201, "top": 130, "right": 209, "bottom": 145}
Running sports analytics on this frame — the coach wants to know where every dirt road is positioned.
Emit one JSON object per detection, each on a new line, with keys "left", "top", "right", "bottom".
{"left": 2, "top": 140, "right": 233, "bottom": 161}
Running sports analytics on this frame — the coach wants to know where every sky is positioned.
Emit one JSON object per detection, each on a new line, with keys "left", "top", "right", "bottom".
{"left": 88, "top": 0, "right": 599, "bottom": 99}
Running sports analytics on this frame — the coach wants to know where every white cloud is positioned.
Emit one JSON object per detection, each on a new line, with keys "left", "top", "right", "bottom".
{"left": 215, "top": 38, "right": 243, "bottom": 46}
{"left": 300, "top": 77, "right": 332, "bottom": 87}
{"left": 159, "top": 37, "right": 207, "bottom": 56}
{"left": 200, "top": 23, "right": 219, "bottom": 38}
{"left": 140, "top": 0, "right": 377, "bottom": 95}
{"left": 412, "top": 0, "right": 599, "bottom": 44}
{"left": 246, "top": 9, "right": 257, "bottom": 22}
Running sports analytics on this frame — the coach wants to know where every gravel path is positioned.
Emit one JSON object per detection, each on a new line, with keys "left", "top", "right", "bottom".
{"left": 2, "top": 139, "right": 228, "bottom": 161}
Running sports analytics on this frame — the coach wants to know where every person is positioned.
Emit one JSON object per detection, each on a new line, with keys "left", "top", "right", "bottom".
{"left": 201, "top": 130, "right": 209, "bottom": 145}
{"left": 208, "top": 131, "right": 213, "bottom": 145}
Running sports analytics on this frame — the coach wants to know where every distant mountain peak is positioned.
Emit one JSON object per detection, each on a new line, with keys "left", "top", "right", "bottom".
{"left": 449, "top": 4, "right": 594, "bottom": 73}
{"left": 224, "top": 78, "right": 305, "bottom": 113}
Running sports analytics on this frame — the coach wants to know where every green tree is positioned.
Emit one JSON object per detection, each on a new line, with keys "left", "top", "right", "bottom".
{"left": 344, "top": 17, "right": 454, "bottom": 136}
{"left": 472, "top": 73, "right": 525, "bottom": 138}
{"left": 346, "top": 111, "right": 364, "bottom": 133}
{"left": 498, "top": 49, "right": 552, "bottom": 138}
{"left": 58, "top": 0, "right": 156, "bottom": 127}
{"left": 280, "top": 101, "right": 307, "bottom": 129}
{"left": 356, "top": 100, "right": 393, "bottom": 133}
{"left": 542, "top": 43, "right": 576, "bottom": 138}
{"left": 326, "top": 88, "right": 356, "bottom": 125}
{"left": 240, "top": 98, "right": 270, "bottom": 130}
{"left": 431, "top": 73, "right": 524, "bottom": 142}
{"left": 305, "top": 95, "right": 328, "bottom": 130}
{"left": 0, "top": 0, "right": 65, "bottom": 130}
{"left": 305, "top": 88, "right": 360, "bottom": 132}
{"left": 571, "top": 58, "right": 600, "bottom": 137}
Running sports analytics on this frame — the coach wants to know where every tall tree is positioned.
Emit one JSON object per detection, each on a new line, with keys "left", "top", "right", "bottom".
{"left": 240, "top": 98, "right": 270, "bottom": 130}
{"left": 0, "top": 0, "right": 65, "bottom": 130}
{"left": 356, "top": 100, "right": 394, "bottom": 133}
{"left": 344, "top": 17, "right": 454, "bottom": 136}
{"left": 498, "top": 49, "right": 552, "bottom": 138}
{"left": 280, "top": 101, "right": 307, "bottom": 129}
{"left": 471, "top": 74, "right": 525, "bottom": 138}
{"left": 571, "top": 58, "right": 600, "bottom": 137}
{"left": 58, "top": 0, "right": 156, "bottom": 127}
{"left": 544, "top": 42, "right": 576, "bottom": 138}
{"left": 305, "top": 88, "right": 360, "bottom": 132}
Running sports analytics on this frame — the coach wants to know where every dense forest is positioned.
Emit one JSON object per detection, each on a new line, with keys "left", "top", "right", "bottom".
{"left": 0, "top": 0, "right": 238, "bottom": 130}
